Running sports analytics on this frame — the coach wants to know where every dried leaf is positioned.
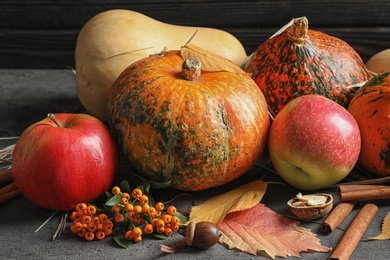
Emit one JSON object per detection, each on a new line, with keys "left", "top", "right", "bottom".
{"left": 180, "top": 43, "right": 246, "bottom": 74}
{"left": 368, "top": 212, "right": 390, "bottom": 240}
{"left": 189, "top": 180, "right": 267, "bottom": 225}
{"left": 269, "top": 18, "right": 294, "bottom": 39}
{"left": 219, "top": 203, "right": 332, "bottom": 259}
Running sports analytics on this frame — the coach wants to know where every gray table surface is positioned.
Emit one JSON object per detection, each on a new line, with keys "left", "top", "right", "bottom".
{"left": 0, "top": 69, "right": 389, "bottom": 260}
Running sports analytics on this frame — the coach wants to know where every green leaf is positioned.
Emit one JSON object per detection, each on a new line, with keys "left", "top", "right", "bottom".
{"left": 111, "top": 213, "right": 135, "bottom": 248}
{"left": 141, "top": 181, "right": 151, "bottom": 193}
{"left": 105, "top": 194, "right": 122, "bottom": 206}
{"left": 129, "top": 172, "right": 172, "bottom": 189}
{"left": 105, "top": 190, "right": 114, "bottom": 199}
{"left": 137, "top": 185, "right": 146, "bottom": 194}
{"left": 120, "top": 180, "right": 131, "bottom": 193}
{"left": 103, "top": 204, "right": 113, "bottom": 212}
{"left": 152, "top": 233, "right": 167, "bottom": 240}
{"left": 140, "top": 213, "right": 153, "bottom": 224}
{"left": 148, "top": 196, "right": 156, "bottom": 209}
{"left": 87, "top": 204, "right": 110, "bottom": 215}
{"left": 175, "top": 212, "right": 188, "bottom": 225}
{"left": 139, "top": 182, "right": 156, "bottom": 206}
{"left": 113, "top": 235, "right": 132, "bottom": 248}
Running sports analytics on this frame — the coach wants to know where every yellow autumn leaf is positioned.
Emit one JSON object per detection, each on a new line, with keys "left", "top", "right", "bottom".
{"left": 368, "top": 212, "right": 390, "bottom": 240}
{"left": 189, "top": 180, "right": 267, "bottom": 225}
{"left": 180, "top": 43, "right": 246, "bottom": 74}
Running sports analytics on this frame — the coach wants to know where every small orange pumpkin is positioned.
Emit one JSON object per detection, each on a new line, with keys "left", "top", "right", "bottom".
{"left": 348, "top": 72, "right": 390, "bottom": 177}
{"left": 244, "top": 16, "right": 370, "bottom": 115}
{"left": 107, "top": 50, "right": 270, "bottom": 191}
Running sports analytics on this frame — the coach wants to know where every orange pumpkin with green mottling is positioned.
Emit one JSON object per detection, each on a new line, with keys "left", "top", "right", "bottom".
{"left": 348, "top": 72, "right": 390, "bottom": 177}
{"left": 244, "top": 16, "right": 370, "bottom": 115}
{"left": 107, "top": 50, "right": 270, "bottom": 191}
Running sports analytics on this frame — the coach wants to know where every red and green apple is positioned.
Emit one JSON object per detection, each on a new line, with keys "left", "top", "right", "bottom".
{"left": 268, "top": 95, "right": 361, "bottom": 190}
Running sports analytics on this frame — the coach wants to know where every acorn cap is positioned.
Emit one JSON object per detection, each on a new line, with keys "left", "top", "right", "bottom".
{"left": 185, "top": 221, "right": 196, "bottom": 246}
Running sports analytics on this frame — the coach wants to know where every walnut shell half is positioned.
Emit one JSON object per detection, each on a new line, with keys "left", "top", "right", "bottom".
{"left": 287, "top": 193, "right": 333, "bottom": 220}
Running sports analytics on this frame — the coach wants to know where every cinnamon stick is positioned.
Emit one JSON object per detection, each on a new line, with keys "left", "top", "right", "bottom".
{"left": 0, "top": 182, "right": 21, "bottom": 204}
{"left": 0, "top": 181, "right": 18, "bottom": 196}
{"left": 0, "top": 168, "right": 13, "bottom": 185}
{"left": 328, "top": 203, "right": 378, "bottom": 260}
{"left": 320, "top": 202, "right": 356, "bottom": 234}
{"left": 0, "top": 188, "right": 21, "bottom": 204}
{"left": 337, "top": 184, "right": 390, "bottom": 202}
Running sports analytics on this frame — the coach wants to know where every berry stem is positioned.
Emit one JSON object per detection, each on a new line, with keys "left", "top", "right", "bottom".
{"left": 163, "top": 193, "right": 196, "bottom": 207}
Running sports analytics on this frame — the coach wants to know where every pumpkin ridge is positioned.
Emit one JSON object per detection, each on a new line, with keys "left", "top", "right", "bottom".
{"left": 367, "top": 96, "right": 383, "bottom": 103}
{"left": 215, "top": 102, "right": 231, "bottom": 184}
{"left": 175, "top": 88, "right": 230, "bottom": 188}
{"left": 368, "top": 109, "right": 379, "bottom": 119}
{"left": 296, "top": 42, "right": 331, "bottom": 95}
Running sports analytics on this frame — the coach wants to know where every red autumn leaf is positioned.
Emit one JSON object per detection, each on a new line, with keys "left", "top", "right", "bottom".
{"left": 218, "top": 203, "right": 331, "bottom": 259}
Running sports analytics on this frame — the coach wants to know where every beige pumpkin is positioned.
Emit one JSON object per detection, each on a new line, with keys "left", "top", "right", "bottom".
{"left": 75, "top": 9, "right": 248, "bottom": 121}
{"left": 366, "top": 48, "right": 390, "bottom": 74}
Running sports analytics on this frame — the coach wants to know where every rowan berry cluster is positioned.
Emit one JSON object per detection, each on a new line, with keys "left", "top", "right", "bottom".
{"left": 110, "top": 186, "right": 181, "bottom": 243}
{"left": 69, "top": 202, "right": 113, "bottom": 241}
{"left": 69, "top": 182, "right": 183, "bottom": 246}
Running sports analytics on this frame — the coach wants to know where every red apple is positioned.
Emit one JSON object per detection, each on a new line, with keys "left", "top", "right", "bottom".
{"left": 268, "top": 95, "right": 361, "bottom": 190}
{"left": 12, "top": 113, "right": 119, "bottom": 210}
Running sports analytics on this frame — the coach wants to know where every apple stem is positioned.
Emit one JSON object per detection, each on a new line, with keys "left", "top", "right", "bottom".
{"left": 47, "top": 113, "right": 62, "bottom": 128}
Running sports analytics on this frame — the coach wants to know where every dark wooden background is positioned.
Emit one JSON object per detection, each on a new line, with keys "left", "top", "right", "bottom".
{"left": 1, "top": 0, "right": 389, "bottom": 69}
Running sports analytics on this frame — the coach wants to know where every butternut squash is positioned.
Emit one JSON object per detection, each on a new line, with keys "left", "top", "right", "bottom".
{"left": 75, "top": 9, "right": 248, "bottom": 121}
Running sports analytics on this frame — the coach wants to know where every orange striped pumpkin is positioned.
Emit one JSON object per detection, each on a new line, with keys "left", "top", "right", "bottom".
{"left": 244, "top": 16, "right": 370, "bottom": 115}
{"left": 107, "top": 50, "right": 270, "bottom": 190}
{"left": 348, "top": 72, "right": 390, "bottom": 176}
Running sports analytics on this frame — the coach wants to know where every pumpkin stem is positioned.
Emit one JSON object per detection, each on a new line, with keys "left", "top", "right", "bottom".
{"left": 287, "top": 16, "right": 308, "bottom": 46}
{"left": 182, "top": 58, "right": 201, "bottom": 81}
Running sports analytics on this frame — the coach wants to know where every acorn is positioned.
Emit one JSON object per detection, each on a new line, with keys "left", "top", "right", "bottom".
{"left": 185, "top": 221, "right": 221, "bottom": 249}
{"left": 160, "top": 221, "right": 222, "bottom": 253}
